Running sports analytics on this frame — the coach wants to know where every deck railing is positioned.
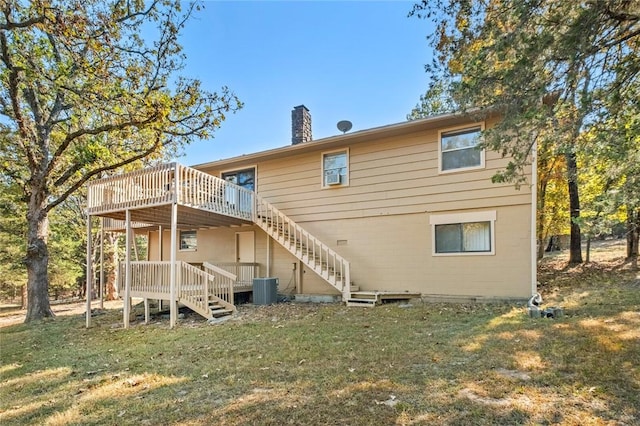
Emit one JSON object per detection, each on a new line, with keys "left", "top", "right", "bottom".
{"left": 116, "top": 261, "right": 236, "bottom": 311}
{"left": 211, "top": 262, "right": 259, "bottom": 288}
{"left": 118, "top": 261, "right": 172, "bottom": 297}
{"left": 88, "top": 163, "right": 175, "bottom": 214}
{"left": 87, "top": 163, "right": 254, "bottom": 221}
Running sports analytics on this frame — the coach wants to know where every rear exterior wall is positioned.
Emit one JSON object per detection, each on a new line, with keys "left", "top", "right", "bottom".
{"left": 182, "top": 118, "right": 534, "bottom": 299}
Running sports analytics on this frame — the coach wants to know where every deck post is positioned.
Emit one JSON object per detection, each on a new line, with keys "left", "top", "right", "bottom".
{"left": 158, "top": 225, "right": 163, "bottom": 311}
{"left": 144, "top": 298, "right": 150, "bottom": 324}
{"left": 266, "top": 233, "right": 271, "bottom": 276}
{"left": 99, "top": 218, "right": 104, "bottom": 310}
{"left": 85, "top": 215, "right": 92, "bottom": 328}
{"left": 124, "top": 209, "right": 132, "bottom": 329}
{"left": 343, "top": 261, "right": 351, "bottom": 302}
{"left": 169, "top": 202, "right": 178, "bottom": 328}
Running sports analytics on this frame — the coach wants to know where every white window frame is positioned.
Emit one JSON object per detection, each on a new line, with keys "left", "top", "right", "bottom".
{"left": 430, "top": 211, "right": 496, "bottom": 256}
{"left": 438, "top": 123, "right": 485, "bottom": 174}
{"left": 321, "top": 148, "right": 349, "bottom": 188}
{"left": 179, "top": 230, "right": 197, "bottom": 252}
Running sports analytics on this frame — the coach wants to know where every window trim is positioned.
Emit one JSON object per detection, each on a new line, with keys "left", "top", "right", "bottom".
{"left": 321, "top": 148, "right": 349, "bottom": 188}
{"left": 179, "top": 230, "right": 197, "bottom": 252}
{"left": 438, "top": 123, "right": 485, "bottom": 174}
{"left": 430, "top": 210, "right": 496, "bottom": 256}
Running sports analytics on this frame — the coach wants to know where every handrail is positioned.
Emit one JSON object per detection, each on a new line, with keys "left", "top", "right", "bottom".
{"left": 211, "top": 262, "right": 259, "bottom": 287}
{"left": 179, "top": 262, "right": 216, "bottom": 315}
{"left": 254, "top": 194, "right": 350, "bottom": 299}
{"left": 203, "top": 262, "right": 236, "bottom": 307}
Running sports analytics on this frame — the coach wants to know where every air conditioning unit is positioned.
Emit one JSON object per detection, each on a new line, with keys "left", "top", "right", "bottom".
{"left": 326, "top": 172, "right": 341, "bottom": 185}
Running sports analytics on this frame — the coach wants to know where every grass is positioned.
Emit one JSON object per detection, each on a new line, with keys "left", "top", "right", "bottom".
{"left": 1, "top": 242, "right": 638, "bottom": 425}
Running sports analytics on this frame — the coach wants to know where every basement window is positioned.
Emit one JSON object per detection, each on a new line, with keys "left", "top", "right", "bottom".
{"left": 179, "top": 230, "right": 197, "bottom": 251}
{"left": 430, "top": 211, "right": 496, "bottom": 256}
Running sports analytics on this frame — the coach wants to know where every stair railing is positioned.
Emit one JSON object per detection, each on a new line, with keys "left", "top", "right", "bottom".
{"left": 253, "top": 195, "right": 350, "bottom": 299}
{"left": 203, "top": 262, "right": 238, "bottom": 307}
{"left": 178, "top": 262, "right": 214, "bottom": 316}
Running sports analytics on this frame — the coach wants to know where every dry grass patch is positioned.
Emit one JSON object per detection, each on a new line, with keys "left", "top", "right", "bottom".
{"left": 1, "top": 241, "right": 638, "bottom": 425}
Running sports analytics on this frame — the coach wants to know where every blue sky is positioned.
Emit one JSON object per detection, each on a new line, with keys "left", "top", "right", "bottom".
{"left": 176, "top": 1, "right": 433, "bottom": 166}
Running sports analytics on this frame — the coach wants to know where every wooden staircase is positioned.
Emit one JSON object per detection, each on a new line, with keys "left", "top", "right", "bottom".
{"left": 178, "top": 262, "right": 237, "bottom": 320}
{"left": 253, "top": 195, "right": 351, "bottom": 301}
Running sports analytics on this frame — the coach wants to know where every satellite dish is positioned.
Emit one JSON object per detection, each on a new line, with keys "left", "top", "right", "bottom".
{"left": 337, "top": 120, "right": 352, "bottom": 134}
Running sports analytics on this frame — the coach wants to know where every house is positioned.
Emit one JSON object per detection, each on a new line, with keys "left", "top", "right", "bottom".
{"left": 85, "top": 106, "right": 536, "bottom": 328}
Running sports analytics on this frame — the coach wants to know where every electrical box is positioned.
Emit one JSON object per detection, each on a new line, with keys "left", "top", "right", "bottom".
{"left": 253, "top": 277, "right": 279, "bottom": 305}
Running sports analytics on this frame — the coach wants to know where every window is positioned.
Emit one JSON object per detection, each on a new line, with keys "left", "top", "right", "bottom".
{"left": 435, "top": 222, "right": 491, "bottom": 253}
{"left": 430, "top": 211, "right": 496, "bottom": 256}
{"left": 221, "top": 167, "right": 255, "bottom": 213}
{"left": 322, "top": 150, "right": 348, "bottom": 187}
{"left": 439, "top": 125, "right": 484, "bottom": 172}
{"left": 221, "top": 168, "right": 255, "bottom": 191}
{"left": 179, "top": 230, "right": 197, "bottom": 251}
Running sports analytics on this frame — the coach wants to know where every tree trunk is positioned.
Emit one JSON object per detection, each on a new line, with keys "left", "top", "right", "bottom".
{"left": 566, "top": 150, "right": 583, "bottom": 264}
{"left": 627, "top": 207, "right": 639, "bottom": 270}
{"left": 24, "top": 189, "right": 54, "bottom": 322}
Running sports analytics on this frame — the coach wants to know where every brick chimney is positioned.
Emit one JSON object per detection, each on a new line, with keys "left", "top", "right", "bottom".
{"left": 291, "top": 105, "right": 312, "bottom": 145}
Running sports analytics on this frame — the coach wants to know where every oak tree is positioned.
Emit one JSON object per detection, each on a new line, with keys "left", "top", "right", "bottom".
{"left": 0, "top": 0, "right": 241, "bottom": 321}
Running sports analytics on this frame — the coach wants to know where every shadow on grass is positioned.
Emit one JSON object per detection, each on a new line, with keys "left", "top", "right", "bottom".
{"left": 1, "top": 259, "right": 638, "bottom": 425}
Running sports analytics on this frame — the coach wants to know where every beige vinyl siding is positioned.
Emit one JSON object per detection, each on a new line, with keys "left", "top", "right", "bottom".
{"left": 297, "top": 205, "right": 531, "bottom": 298}
{"left": 212, "top": 138, "right": 517, "bottom": 223}
{"left": 201, "top": 126, "right": 531, "bottom": 225}
{"left": 190, "top": 117, "right": 533, "bottom": 298}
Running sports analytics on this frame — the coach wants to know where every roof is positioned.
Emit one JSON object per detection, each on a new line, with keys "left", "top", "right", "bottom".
{"left": 192, "top": 110, "right": 485, "bottom": 171}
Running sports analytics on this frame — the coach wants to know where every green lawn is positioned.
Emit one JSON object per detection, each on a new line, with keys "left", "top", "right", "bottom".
{"left": 1, "top": 247, "right": 638, "bottom": 425}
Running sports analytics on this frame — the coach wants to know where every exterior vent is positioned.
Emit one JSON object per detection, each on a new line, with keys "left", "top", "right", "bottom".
{"left": 326, "top": 173, "right": 341, "bottom": 185}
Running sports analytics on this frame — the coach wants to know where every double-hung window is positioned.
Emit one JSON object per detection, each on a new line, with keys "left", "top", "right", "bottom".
{"left": 439, "top": 125, "right": 484, "bottom": 172}
{"left": 322, "top": 150, "right": 348, "bottom": 187}
{"left": 430, "top": 211, "right": 496, "bottom": 256}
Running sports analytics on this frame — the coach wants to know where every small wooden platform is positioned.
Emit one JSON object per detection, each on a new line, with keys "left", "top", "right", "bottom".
{"left": 346, "top": 291, "right": 422, "bottom": 307}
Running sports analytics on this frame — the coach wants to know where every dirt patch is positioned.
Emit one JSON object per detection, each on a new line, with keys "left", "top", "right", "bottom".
{"left": 0, "top": 300, "right": 124, "bottom": 328}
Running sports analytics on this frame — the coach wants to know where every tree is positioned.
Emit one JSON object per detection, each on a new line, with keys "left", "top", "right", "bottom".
{"left": 407, "top": 79, "right": 458, "bottom": 120}
{"left": 0, "top": 1, "right": 241, "bottom": 322}
{"left": 410, "top": 0, "right": 639, "bottom": 264}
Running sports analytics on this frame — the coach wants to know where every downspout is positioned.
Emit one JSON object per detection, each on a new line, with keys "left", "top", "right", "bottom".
{"left": 530, "top": 140, "right": 538, "bottom": 296}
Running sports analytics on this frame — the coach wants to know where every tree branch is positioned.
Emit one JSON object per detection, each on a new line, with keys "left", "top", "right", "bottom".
{"left": 46, "top": 134, "right": 165, "bottom": 212}
{"left": 0, "top": 31, "right": 37, "bottom": 170}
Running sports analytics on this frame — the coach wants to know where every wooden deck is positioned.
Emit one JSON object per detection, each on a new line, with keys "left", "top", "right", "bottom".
{"left": 101, "top": 203, "right": 251, "bottom": 230}
{"left": 346, "top": 291, "right": 422, "bottom": 307}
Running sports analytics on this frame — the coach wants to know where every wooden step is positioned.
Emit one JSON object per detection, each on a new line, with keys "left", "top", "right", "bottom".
{"left": 346, "top": 298, "right": 377, "bottom": 307}
{"left": 209, "top": 303, "right": 234, "bottom": 318}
